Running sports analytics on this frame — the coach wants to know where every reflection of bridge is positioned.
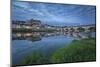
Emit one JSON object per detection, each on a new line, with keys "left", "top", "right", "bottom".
{"left": 12, "top": 31, "right": 95, "bottom": 42}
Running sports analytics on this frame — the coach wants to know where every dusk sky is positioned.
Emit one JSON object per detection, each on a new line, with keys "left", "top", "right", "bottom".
{"left": 12, "top": 1, "right": 96, "bottom": 26}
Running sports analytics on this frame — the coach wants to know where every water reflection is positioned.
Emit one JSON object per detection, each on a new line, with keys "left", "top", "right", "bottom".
{"left": 12, "top": 31, "right": 95, "bottom": 42}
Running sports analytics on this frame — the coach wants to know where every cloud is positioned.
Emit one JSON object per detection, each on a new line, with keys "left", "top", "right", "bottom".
{"left": 28, "top": 9, "right": 44, "bottom": 16}
{"left": 13, "top": 2, "right": 30, "bottom": 9}
{"left": 12, "top": 1, "right": 96, "bottom": 25}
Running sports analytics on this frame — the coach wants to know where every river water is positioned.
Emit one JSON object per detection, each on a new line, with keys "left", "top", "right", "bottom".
{"left": 12, "top": 32, "right": 95, "bottom": 65}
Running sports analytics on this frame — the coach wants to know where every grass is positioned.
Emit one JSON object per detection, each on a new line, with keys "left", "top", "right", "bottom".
{"left": 22, "top": 37, "right": 96, "bottom": 65}
{"left": 22, "top": 52, "right": 47, "bottom": 65}
{"left": 51, "top": 38, "right": 96, "bottom": 63}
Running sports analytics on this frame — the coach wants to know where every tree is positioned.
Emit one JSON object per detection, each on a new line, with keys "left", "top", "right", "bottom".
{"left": 77, "top": 27, "right": 85, "bottom": 32}
{"left": 88, "top": 27, "right": 96, "bottom": 32}
{"left": 70, "top": 28, "right": 75, "bottom": 32}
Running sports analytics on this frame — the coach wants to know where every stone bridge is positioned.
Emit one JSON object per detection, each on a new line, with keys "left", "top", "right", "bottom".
{"left": 61, "top": 24, "right": 95, "bottom": 32}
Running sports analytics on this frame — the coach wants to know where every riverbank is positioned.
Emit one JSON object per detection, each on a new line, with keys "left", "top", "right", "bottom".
{"left": 22, "top": 37, "right": 96, "bottom": 65}
{"left": 12, "top": 28, "right": 57, "bottom": 33}
{"left": 51, "top": 37, "right": 96, "bottom": 63}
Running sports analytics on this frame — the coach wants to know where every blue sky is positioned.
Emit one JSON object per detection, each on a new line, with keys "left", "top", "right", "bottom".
{"left": 12, "top": 1, "right": 96, "bottom": 26}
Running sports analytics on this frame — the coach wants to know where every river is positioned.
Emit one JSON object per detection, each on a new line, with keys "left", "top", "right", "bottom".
{"left": 12, "top": 32, "right": 95, "bottom": 65}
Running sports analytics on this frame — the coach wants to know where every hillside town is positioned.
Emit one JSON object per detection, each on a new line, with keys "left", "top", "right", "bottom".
{"left": 12, "top": 19, "right": 95, "bottom": 33}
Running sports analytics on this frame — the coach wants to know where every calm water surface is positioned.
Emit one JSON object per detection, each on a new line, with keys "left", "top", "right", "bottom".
{"left": 12, "top": 32, "right": 95, "bottom": 65}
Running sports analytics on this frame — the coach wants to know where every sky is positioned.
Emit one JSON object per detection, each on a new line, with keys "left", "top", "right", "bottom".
{"left": 12, "top": 1, "right": 96, "bottom": 26}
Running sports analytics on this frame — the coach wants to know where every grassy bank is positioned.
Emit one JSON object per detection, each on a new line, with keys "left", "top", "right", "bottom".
{"left": 22, "top": 53, "right": 47, "bottom": 65}
{"left": 51, "top": 38, "right": 96, "bottom": 63}
{"left": 22, "top": 38, "right": 96, "bottom": 65}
